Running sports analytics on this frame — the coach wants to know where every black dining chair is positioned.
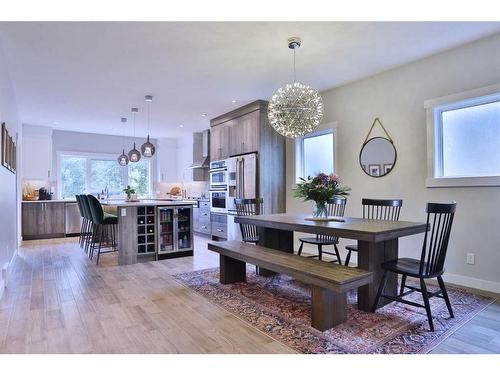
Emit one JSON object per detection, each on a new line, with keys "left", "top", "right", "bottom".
{"left": 372, "top": 202, "right": 457, "bottom": 332}
{"left": 235, "top": 198, "right": 263, "bottom": 244}
{"left": 297, "top": 197, "right": 347, "bottom": 264}
{"left": 86, "top": 194, "right": 118, "bottom": 265}
{"left": 345, "top": 198, "right": 403, "bottom": 266}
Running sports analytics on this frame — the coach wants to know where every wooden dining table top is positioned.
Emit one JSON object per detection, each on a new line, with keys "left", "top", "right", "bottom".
{"left": 234, "top": 213, "right": 428, "bottom": 242}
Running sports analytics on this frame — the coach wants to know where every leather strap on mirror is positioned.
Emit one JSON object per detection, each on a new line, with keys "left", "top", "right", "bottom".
{"left": 363, "top": 117, "right": 394, "bottom": 144}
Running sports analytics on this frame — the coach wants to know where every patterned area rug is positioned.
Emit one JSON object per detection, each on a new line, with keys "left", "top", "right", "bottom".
{"left": 174, "top": 267, "right": 494, "bottom": 354}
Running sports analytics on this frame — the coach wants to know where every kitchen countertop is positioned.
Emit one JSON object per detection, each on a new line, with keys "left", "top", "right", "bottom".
{"left": 100, "top": 199, "right": 198, "bottom": 207}
{"left": 22, "top": 199, "right": 77, "bottom": 203}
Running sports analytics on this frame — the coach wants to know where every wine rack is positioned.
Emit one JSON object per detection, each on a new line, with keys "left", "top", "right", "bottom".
{"left": 137, "top": 206, "right": 156, "bottom": 257}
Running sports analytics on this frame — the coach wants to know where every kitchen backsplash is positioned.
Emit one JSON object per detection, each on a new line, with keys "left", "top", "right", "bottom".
{"left": 153, "top": 181, "right": 209, "bottom": 198}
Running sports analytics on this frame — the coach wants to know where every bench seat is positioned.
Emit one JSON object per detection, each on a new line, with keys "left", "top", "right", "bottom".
{"left": 208, "top": 240, "right": 372, "bottom": 331}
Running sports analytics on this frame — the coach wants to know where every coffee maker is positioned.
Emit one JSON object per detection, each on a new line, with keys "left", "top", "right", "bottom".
{"left": 38, "top": 187, "right": 51, "bottom": 200}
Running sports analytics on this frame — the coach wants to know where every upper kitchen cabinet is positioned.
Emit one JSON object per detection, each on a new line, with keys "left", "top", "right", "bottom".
{"left": 22, "top": 124, "right": 53, "bottom": 181}
{"left": 210, "top": 100, "right": 286, "bottom": 214}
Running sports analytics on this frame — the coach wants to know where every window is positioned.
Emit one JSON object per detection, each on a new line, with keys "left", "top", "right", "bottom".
{"left": 58, "top": 152, "right": 151, "bottom": 198}
{"left": 425, "top": 84, "right": 500, "bottom": 187}
{"left": 295, "top": 128, "right": 335, "bottom": 183}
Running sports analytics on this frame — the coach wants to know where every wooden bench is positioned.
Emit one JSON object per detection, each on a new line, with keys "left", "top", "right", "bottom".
{"left": 208, "top": 240, "right": 373, "bottom": 331}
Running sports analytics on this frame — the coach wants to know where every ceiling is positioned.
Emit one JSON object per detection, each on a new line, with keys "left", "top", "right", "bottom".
{"left": 0, "top": 22, "right": 499, "bottom": 139}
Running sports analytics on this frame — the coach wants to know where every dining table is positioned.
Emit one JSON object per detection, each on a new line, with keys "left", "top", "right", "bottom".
{"left": 234, "top": 213, "right": 428, "bottom": 311}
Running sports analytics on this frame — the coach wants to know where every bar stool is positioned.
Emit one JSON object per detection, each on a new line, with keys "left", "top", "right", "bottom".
{"left": 86, "top": 194, "right": 118, "bottom": 265}
{"left": 75, "top": 195, "right": 89, "bottom": 249}
{"left": 297, "top": 197, "right": 347, "bottom": 264}
{"left": 80, "top": 194, "right": 94, "bottom": 254}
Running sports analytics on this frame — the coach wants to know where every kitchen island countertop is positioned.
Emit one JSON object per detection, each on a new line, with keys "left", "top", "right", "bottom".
{"left": 100, "top": 199, "right": 198, "bottom": 207}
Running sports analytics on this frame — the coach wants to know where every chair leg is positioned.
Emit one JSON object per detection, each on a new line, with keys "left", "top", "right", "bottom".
{"left": 345, "top": 250, "right": 351, "bottom": 267}
{"left": 333, "top": 243, "right": 342, "bottom": 265}
{"left": 318, "top": 244, "right": 322, "bottom": 261}
{"left": 437, "top": 276, "right": 454, "bottom": 318}
{"left": 298, "top": 241, "right": 304, "bottom": 256}
{"left": 372, "top": 269, "right": 389, "bottom": 312}
{"left": 420, "top": 278, "right": 435, "bottom": 332}
{"left": 96, "top": 224, "right": 104, "bottom": 265}
{"left": 400, "top": 275, "right": 407, "bottom": 295}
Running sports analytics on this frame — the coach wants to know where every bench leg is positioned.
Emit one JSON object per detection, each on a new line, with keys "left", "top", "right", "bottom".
{"left": 257, "top": 227, "right": 294, "bottom": 277}
{"left": 311, "top": 285, "right": 347, "bottom": 331}
{"left": 220, "top": 255, "right": 246, "bottom": 284}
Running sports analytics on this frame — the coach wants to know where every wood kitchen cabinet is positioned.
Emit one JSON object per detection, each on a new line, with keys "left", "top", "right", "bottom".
{"left": 210, "top": 100, "right": 286, "bottom": 215}
{"left": 22, "top": 202, "right": 66, "bottom": 240}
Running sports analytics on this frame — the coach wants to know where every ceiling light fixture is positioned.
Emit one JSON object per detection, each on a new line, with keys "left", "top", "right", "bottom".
{"left": 231, "top": 100, "right": 237, "bottom": 103}
{"left": 268, "top": 37, "right": 323, "bottom": 138}
{"left": 201, "top": 113, "right": 207, "bottom": 117}
{"left": 140, "top": 95, "right": 156, "bottom": 158}
{"left": 128, "top": 107, "right": 141, "bottom": 163}
{"left": 117, "top": 117, "right": 129, "bottom": 166}
{"left": 179, "top": 124, "right": 184, "bottom": 128}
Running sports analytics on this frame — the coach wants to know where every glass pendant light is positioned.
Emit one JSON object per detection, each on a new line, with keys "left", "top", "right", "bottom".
{"left": 141, "top": 95, "right": 156, "bottom": 157}
{"left": 128, "top": 107, "right": 141, "bottom": 163}
{"left": 268, "top": 37, "right": 323, "bottom": 138}
{"left": 117, "top": 117, "right": 129, "bottom": 166}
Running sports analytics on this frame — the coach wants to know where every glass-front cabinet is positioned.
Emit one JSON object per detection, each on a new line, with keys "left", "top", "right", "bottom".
{"left": 157, "top": 205, "right": 193, "bottom": 258}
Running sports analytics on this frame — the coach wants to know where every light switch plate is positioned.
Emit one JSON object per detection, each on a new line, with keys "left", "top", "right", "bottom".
{"left": 121, "top": 208, "right": 127, "bottom": 217}
{"left": 466, "top": 253, "right": 475, "bottom": 265}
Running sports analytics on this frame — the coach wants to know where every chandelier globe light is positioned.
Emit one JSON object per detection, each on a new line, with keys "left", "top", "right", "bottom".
{"left": 141, "top": 95, "right": 156, "bottom": 157}
{"left": 128, "top": 107, "right": 141, "bottom": 163}
{"left": 268, "top": 37, "right": 323, "bottom": 138}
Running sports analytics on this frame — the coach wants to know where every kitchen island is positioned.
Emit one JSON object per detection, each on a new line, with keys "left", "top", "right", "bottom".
{"left": 101, "top": 199, "right": 197, "bottom": 265}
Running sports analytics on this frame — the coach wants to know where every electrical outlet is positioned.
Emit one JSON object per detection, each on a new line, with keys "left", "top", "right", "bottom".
{"left": 466, "top": 253, "right": 475, "bottom": 265}
{"left": 121, "top": 208, "right": 127, "bottom": 217}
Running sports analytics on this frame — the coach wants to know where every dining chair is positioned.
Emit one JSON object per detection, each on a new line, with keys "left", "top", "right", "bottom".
{"left": 372, "top": 202, "right": 457, "bottom": 332}
{"left": 345, "top": 198, "right": 403, "bottom": 266}
{"left": 234, "top": 198, "right": 264, "bottom": 244}
{"left": 297, "top": 197, "right": 347, "bottom": 264}
{"left": 86, "top": 194, "right": 118, "bottom": 265}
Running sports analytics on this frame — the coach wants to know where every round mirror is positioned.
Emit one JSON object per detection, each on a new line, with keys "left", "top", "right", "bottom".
{"left": 359, "top": 137, "right": 397, "bottom": 177}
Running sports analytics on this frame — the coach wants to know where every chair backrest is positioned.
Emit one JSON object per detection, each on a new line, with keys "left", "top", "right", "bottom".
{"left": 318, "top": 197, "right": 347, "bottom": 242}
{"left": 419, "top": 202, "right": 456, "bottom": 277}
{"left": 362, "top": 198, "right": 403, "bottom": 221}
{"left": 80, "top": 194, "right": 92, "bottom": 221}
{"left": 75, "top": 195, "right": 84, "bottom": 218}
{"left": 235, "top": 198, "right": 263, "bottom": 242}
{"left": 86, "top": 194, "right": 105, "bottom": 224}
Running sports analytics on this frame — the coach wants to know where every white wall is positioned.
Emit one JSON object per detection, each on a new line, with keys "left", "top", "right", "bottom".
{"left": 0, "top": 40, "right": 20, "bottom": 297}
{"left": 286, "top": 33, "right": 500, "bottom": 292}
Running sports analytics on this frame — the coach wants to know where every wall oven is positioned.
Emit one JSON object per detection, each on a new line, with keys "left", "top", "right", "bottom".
{"left": 209, "top": 159, "right": 228, "bottom": 189}
{"left": 210, "top": 189, "right": 229, "bottom": 214}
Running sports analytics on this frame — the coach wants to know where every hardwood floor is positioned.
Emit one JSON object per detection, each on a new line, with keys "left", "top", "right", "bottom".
{"left": 0, "top": 236, "right": 498, "bottom": 353}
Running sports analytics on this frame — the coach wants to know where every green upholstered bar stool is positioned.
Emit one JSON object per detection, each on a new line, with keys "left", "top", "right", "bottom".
{"left": 86, "top": 194, "right": 118, "bottom": 265}
{"left": 80, "top": 194, "right": 95, "bottom": 255}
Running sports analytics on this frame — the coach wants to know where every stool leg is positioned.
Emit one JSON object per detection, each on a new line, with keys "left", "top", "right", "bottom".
{"left": 298, "top": 241, "right": 304, "bottom": 256}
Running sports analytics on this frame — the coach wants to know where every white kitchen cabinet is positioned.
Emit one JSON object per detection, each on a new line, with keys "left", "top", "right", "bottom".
{"left": 22, "top": 125, "right": 53, "bottom": 181}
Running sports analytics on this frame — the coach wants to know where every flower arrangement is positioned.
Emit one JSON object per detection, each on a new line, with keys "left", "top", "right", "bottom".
{"left": 293, "top": 173, "right": 350, "bottom": 217}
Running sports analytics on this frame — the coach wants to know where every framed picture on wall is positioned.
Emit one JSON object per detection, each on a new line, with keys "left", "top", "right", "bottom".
{"left": 1, "top": 123, "right": 8, "bottom": 169}
{"left": 383, "top": 164, "right": 393, "bottom": 174}
{"left": 368, "top": 164, "right": 381, "bottom": 177}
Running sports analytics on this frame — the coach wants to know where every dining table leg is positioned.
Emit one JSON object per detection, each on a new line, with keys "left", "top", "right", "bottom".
{"left": 256, "top": 227, "right": 294, "bottom": 276}
{"left": 357, "top": 239, "right": 398, "bottom": 311}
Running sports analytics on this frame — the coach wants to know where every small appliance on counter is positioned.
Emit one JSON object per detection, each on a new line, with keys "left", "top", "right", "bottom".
{"left": 38, "top": 187, "right": 52, "bottom": 200}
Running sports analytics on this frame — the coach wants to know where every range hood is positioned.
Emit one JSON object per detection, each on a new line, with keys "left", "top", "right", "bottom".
{"left": 189, "top": 129, "right": 210, "bottom": 169}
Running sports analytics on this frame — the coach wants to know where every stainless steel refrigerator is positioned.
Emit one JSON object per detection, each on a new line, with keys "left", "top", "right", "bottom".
{"left": 226, "top": 152, "right": 258, "bottom": 241}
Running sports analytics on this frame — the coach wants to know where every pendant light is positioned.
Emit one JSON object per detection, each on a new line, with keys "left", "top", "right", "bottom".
{"left": 141, "top": 95, "right": 156, "bottom": 157}
{"left": 128, "top": 107, "right": 141, "bottom": 163}
{"left": 117, "top": 117, "right": 129, "bottom": 166}
{"left": 268, "top": 37, "right": 323, "bottom": 138}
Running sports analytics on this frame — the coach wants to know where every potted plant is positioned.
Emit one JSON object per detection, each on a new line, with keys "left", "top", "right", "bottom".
{"left": 293, "top": 173, "right": 350, "bottom": 218}
{"left": 123, "top": 185, "right": 137, "bottom": 201}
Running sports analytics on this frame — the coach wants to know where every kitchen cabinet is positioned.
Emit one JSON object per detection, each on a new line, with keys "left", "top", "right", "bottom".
{"left": 210, "top": 100, "right": 286, "bottom": 215}
{"left": 21, "top": 125, "right": 53, "bottom": 181}
{"left": 22, "top": 202, "right": 65, "bottom": 239}
{"left": 210, "top": 122, "right": 230, "bottom": 161}
{"left": 211, "top": 212, "right": 227, "bottom": 239}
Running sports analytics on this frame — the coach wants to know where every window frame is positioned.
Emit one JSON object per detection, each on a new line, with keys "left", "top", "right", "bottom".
{"left": 425, "top": 83, "right": 500, "bottom": 188}
{"left": 294, "top": 124, "right": 337, "bottom": 185}
{"left": 56, "top": 150, "right": 152, "bottom": 199}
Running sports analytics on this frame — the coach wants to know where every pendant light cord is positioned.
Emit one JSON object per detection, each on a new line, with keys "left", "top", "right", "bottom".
{"left": 147, "top": 101, "right": 151, "bottom": 136}
{"left": 293, "top": 48, "right": 296, "bottom": 83}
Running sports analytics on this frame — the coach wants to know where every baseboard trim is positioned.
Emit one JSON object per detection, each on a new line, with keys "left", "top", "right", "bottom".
{"left": 0, "top": 247, "right": 18, "bottom": 301}
{"left": 443, "top": 273, "right": 500, "bottom": 294}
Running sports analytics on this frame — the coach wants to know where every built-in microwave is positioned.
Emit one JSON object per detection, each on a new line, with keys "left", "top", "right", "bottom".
{"left": 210, "top": 189, "right": 229, "bottom": 213}
{"left": 209, "top": 159, "right": 228, "bottom": 189}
